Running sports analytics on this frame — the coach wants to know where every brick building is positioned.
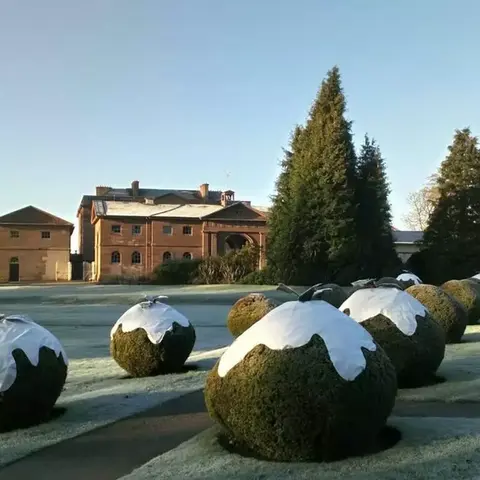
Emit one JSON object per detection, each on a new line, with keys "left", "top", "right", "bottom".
{"left": 84, "top": 182, "right": 268, "bottom": 281}
{"left": 0, "top": 206, "right": 73, "bottom": 282}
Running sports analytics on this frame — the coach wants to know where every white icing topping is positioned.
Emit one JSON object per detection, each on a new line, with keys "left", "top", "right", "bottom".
{"left": 217, "top": 300, "right": 376, "bottom": 381}
{"left": 0, "top": 314, "right": 68, "bottom": 392}
{"left": 340, "top": 288, "right": 427, "bottom": 336}
{"left": 397, "top": 273, "right": 422, "bottom": 284}
{"left": 111, "top": 300, "right": 191, "bottom": 345}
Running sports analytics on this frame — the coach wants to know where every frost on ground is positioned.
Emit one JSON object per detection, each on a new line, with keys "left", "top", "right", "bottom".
{"left": 0, "top": 349, "right": 226, "bottom": 468}
{"left": 120, "top": 417, "right": 480, "bottom": 480}
{"left": 398, "top": 325, "right": 480, "bottom": 402}
{"left": 0, "top": 301, "right": 232, "bottom": 467}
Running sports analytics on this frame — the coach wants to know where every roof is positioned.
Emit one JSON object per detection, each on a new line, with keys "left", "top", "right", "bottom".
{"left": 0, "top": 206, "right": 73, "bottom": 227}
{"left": 93, "top": 201, "right": 225, "bottom": 219}
{"left": 79, "top": 187, "right": 224, "bottom": 210}
{"left": 392, "top": 230, "right": 423, "bottom": 244}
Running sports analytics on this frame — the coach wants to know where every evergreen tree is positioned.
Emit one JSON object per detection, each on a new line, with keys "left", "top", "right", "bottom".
{"left": 420, "top": 128, "right": 480, "bottom": 283}
{"left": 266, "top": 125, "right": 303, "bottom": 282}
{"left": 275, "top": 66, "right": 358, "bottom": 284}
{"left": 355, "top": 135, "right": 400, "bottom": 277}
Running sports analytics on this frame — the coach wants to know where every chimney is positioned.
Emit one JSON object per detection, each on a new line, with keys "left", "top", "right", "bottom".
{"left": 96, "top": 186, "right": 111, "bottom": 196}
{"left": 199, "top": 183, "right": 209, "bottom": 201}
{"left": 131, "top": 180, "right": 140, "bottom": 197}
{"left": 221, "top": 190, "right": 235, "bottom": 206}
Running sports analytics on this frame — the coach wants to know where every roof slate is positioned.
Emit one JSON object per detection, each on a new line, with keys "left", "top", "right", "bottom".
{"left": 0, "top": 206, "right": 73, "bottom": 226}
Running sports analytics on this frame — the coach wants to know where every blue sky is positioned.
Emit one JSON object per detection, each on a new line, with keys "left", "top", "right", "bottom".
{"left": 1, "top": 1, "right": 480, "bottom": 251}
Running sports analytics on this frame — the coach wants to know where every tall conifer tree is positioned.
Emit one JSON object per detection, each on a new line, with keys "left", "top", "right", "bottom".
{"left": 420, "top": 128, "right": 480, "bottom": 282}
{"left": 355, "top": 135, "right": 400, "bottom": 277}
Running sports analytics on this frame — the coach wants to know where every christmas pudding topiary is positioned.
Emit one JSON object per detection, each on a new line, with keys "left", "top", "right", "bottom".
{"left": 340, "top": 285, "right": 446, "bottom": 388}
{"left": 0, "top": 314, "right": 68, "bottom": 432}
{"left": 406, "top": 284, "right": 467, "bottom": 344}
{"left": 277, "top": 282, "right": 349, "bottom": 308}
{"left": 441, "top": 280, "right": 480, "bottom": 325}
{"left": 396, "top": 271, "right": 422, "bottom": 289}
{"left": 110, "top": 296, "right": 196, "bottom": 377}
{"left": 205, "top": 287, "right": 398, "bottom": 462}
{"left": 227, "top": 293, "right": 278, "bottom": 337}
{"left": 376, "top": 277, "right": 404, "bottom": 289}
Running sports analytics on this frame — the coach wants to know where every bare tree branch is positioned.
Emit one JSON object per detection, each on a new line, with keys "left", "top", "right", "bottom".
{"left": 403, "top": 176, "right": 440, "bottom": 230}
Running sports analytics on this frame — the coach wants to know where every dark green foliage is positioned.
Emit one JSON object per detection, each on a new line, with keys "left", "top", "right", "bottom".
{"left": 152, "top": 259, "right": 202, "bottom": 285}
{"left": 354, "top": 312, "right": 445, "bottom": 388}
{"left": 110, "top": 323, "right": 196, "bottom": 377}
{"left": 419, "top": 128, "right": 480, "bottom": 284}
{"left": 441, "top": 279, "right": 480, "bottom": 325}
{"left": 0, "top": 347, "right": 67, "bottom": 432}
{"left": 355, "top": 136, "right": 401, "bottom": 278}
{"left": 237, "top": 268, "right": 274, "bottom": 285}
{"left": 407, "top": 284, "right": 468, "bottom": 343}
{"left": 205, "top": 335, "right": 397, "bottom": 462}
{"left": 267, "top": 67, "right": 359, "bottom": 285}
{"left": 311, "top": 283, "right": 349, "bottom": 308}
{"left": 227, "top": 294, "right": 278, "bottom": 337}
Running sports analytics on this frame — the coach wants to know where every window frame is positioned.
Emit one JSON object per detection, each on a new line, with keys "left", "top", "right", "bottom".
{"left": 10, "top": 230, "right": 19, "bottom": 238}
{"left": 183, "top": 252, "right": 193, "bottom": 260}
{"left": 111, "top": 251, "right": 121, "bottom": 264}
{"left": 111, "top": 224, "right": 121, "bottom": 234}
{"left": 131, "top": 251, "right": 142, "bottom": 264}
{"left": 163, "top": 251, "right": 172, "bottom": 262}
{"left": 41, "top": 231, "right": 51, "bottom": 239}
{"left": 132, "top": 225, "right": 142, "bottom": 236}
{"left": 162, "top": 225, "right": 173, "bottom": 236}
{"left": 182, "top": 225, "right": 193, "bottom": 236}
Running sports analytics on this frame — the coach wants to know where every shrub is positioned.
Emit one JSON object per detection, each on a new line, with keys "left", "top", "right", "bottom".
{"left": 110, "top": 298, "right": 196, "bottom": 376}
{"left": 340, "top": 287, "right": 446, "bottom": 388}
{"left": 441, "top": 279, "right": 480, "bottom": 325}
{"left": 152, "top": 258, "right": 201, "bottom": 285}
{"left": 237, "top": 268, "right": 274, "bottom": 285}
{"left": 205, "top": 299, "right": 397, "bottom": 462}
{"left": 406, "top": 284, "right": 467, "bottom": 343}
{"left": 0, "top": 315, "right": 68, "bottom": 432}
{"left": 227, "top": 293, "right": 278, "bottom": 337}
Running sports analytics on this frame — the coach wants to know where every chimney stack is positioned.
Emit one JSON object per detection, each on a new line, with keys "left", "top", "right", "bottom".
{"left": 96, "top": 186, "right": 111, "bottom": 196}
{"left": 131, "top": 180, "right": 140, "bottom": 197}
{"left": 199, "top": 183, "right": 209, "bottom": 202}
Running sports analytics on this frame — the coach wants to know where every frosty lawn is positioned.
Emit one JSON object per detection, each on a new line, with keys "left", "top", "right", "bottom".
{"left": 120, "top": 417, "right": 480, "bottom": 480}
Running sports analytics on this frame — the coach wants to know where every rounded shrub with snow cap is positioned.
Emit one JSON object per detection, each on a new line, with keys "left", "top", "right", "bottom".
{"left": 227, "top": 293, "right": 278, "bottom": 338}
{"left": 406, "top": 284, "right": 467, "bottom": 344}
{"left": 441, "top": 280, "right": 480, "bottom": 325}
{"left": 110, "top": 296, "right": 196, "bottom": 377}
{"left": 376, "top": 277, "right": 404, "bottom": 290}
{"left": 205, "top": 298, "right": 398, "bottom": 462}
{"left": 396, "top": 271, "right": 422, "bottom": 289}
{"left": 340, "top": 287, "right": 445, "bottom": 388}
{"left": 277, "top": 282, "right": 348, "bottom": 308}
{"left": 0, "top": 314, "right": 68, "bottom": 432}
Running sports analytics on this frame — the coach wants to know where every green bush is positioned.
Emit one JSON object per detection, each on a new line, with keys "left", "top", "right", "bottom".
{"left": 238, "top": 268, "right": 273, "bottom": 285}
{"left": 152, "top": 259, "right": 201, "bottom": 285}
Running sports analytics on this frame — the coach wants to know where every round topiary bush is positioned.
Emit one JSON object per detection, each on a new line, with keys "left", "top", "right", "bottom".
{"left": 227, "top": 293, "right": 278, "bottom": 338}
{"left": 396, "top": 272, "right": 422, "bottom": 289}
{"left": 441, "top": 280, "right": 480, "bottom": 325}
{"left": 311, "top": 283, "right": 349, "bottom": 308}
{"left": 406, "top": 284, "right": 467, "bottom": 344}
{"left": 340, "top": 287, "right": 446, "bottom": 388}
{"left": 205, "top": 299, "right": 398, "bottom": 462}
{"left": 110, "top": 296, "right": 196, "bottom": 377}
{"left": 376, "top": 277, "right": 404, "bottom": 289}
{"left": 0, "top": 314, "right": 68, "bottom": 432}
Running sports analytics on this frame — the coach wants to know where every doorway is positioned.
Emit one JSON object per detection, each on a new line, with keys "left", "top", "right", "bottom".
{"left": 9, "top": 257, "right": 19, "bottom": 282}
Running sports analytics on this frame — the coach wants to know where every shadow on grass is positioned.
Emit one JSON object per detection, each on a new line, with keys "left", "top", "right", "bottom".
{"left": 119, "top": 363, "right": 202, "bottom": 380}
{"left": 399, "top": 374, "right": 446, "bottom": 389}
{"left": 218, "top": 425, "right": 402, "bottom": 463}
{"left": 0, "top": 406, "right": 67, "bottom": 434}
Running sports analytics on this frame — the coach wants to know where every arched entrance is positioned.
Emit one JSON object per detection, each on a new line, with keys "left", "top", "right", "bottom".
{"left": 9, "top": 257, "right": 19, "bottom": 282}
{"left": 224, "top": 234, "right": 251, "bottom": 254}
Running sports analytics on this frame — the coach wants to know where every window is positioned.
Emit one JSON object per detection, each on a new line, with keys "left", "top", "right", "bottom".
{"left": 163, "top": 225, "right": 173, "bottom": 235}
{"left": 132, "top": 225, "right": 141, "bottom": 235}
{"left": 10, "top": 230, "right": 19, "bottom": 238}
{"left": 41, "top": 231, "right": 51, "bottom": 239}
{"left": 183, "top": 252, "right": 192, "bottom": 260}
{"left": 111, "top": 225, "right": 121, "bottom": 234}
{"left": 182, "top": 226, "right": 192, "bottom": 236}
{"left": 9, "top": 257, "right": 19, "bottom": 264}
{"left": 132, "top": 251, "right": 142, "bottom": 264}
{"left": 111, "top": 251, "right": 121, "bottom": 264}
{"left": 163, "top": 251, "right": 172, "bottom": 262}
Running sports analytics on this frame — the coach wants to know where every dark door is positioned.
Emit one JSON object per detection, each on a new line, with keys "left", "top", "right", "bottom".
{"left": 9, "top": 258, "right": 19, "bottom": 282}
